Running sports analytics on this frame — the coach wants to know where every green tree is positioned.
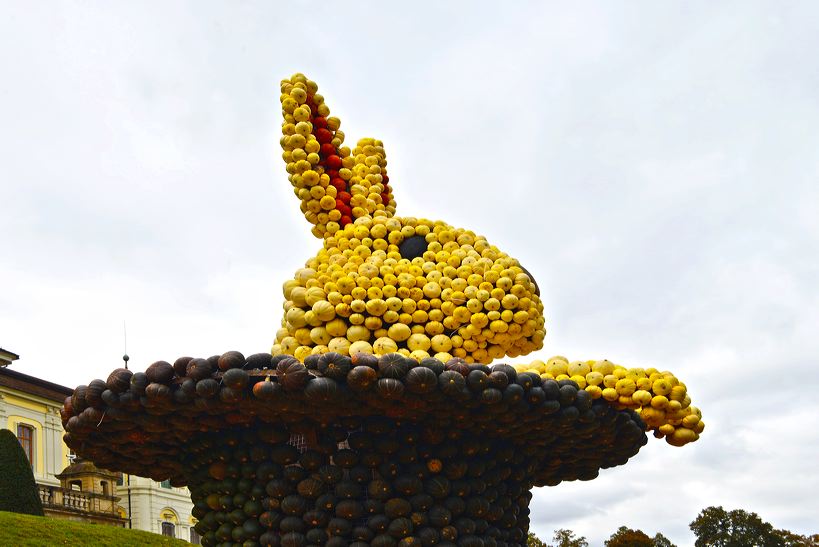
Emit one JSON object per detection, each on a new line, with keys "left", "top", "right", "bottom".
{"left": 528, "top": 532, "right": 546, "bottom": 547}
{"left": 690, "top": 506, "right": 785, "bottom": 546}
{"left": 774, "top": 530, "right": 819, "bottom": 547}
{"left": 0, "top": 428, "right": 44, "bottom": 516}
{"left": 653, "top": 532, "right": 678, "bottom": 547}
{"left": 605, "top": 526, "right": 654, "bottom": 547}
{"left": 549, "top": 528, "right": 588, "bottom": 547}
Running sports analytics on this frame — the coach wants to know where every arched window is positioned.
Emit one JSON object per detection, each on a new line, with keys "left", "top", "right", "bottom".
{"left": 16, "top": 424, "right": 34, "bottom": 468}
{"left": 160, "top": 508, "right": 179, "bottom": 538}
{"left": 161, "top": 522, "right": 175, "bottom": 538}
{"left": 100, "top": 480, "right": 109, "bottom": 496}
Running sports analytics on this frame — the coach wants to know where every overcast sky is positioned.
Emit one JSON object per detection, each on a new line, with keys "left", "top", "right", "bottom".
{"left": 2, "top": 2, "right": 818, "bottom": 544}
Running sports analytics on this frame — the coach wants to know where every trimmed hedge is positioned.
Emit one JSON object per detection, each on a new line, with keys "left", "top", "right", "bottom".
{"left": 0, "top": 428, "right": 44, "bottom": 516}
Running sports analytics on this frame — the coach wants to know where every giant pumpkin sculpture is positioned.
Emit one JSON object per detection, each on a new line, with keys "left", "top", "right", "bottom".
{"left": 62, "top": 74, "right": 703, "bottom": 546}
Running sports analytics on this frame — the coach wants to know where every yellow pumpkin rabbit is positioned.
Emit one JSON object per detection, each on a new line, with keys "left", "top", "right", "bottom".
{"left": 272, "top": 73, "right": 702, "bottom": 446}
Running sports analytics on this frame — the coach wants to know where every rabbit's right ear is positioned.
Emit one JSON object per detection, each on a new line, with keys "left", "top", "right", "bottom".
{"left": 279, "top": 73, "right": 397, "bottom": 239}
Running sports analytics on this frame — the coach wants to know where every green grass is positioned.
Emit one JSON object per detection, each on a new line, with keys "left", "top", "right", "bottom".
{"left": 0, "top": 511, "right": 192, "bottom": 546}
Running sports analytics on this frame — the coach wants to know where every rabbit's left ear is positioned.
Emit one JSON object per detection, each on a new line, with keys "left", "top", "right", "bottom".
{"left": 279, "top": 73, "right": 397, "bottom": 239}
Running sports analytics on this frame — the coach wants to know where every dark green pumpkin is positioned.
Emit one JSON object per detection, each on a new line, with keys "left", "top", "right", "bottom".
{"left": 218, "top": 351, "right": 245, "bottom": 371}
{"left": 376, "top": 377, "right": 405, "bottom": 399}
{"left": 372, "top": 535, "right": 398, "bottom": 547}
{"left": 317, "top": 352, "right": 352, "bottom": 380}
{"left": 106, "top": 368, "right": 133, "bottom": 393}
{"left": 387, "top": 516, "right": 413, "bottom": 538}
{"left": 304, "top": 377, "right": 339, "bottom": 403}
{"left": 384, "top": 498, "right": 411, "bottom": 518}
{"left": 419, "top": 357, "right": 445, "bottom": 375}
{"left": 303, "top": 353, "right": 321, "bottom": 370}
{"left": 146, "top": 361, "right": 175, "bottom": 384}
{"left": 367, "top": 513, "right": 390, "bottom": 533}
{"left": 276, "top": 361, "right": 310, "bottom": 391}
{"left": 304, "top": 528, "right": 327, "bottom": 544}
{"left": 368, "top": 479, "right": 392, "bottom": 499}
{"left": 333, "top": 448, "right": 358, "bottom": 468}
{"left": 335, "top": 498, "right": 364, "bottom": 520}
{"left": 296, "top": 478, "right": 325, "bottom": 498}
{"left": 394, "top": 475, "right": 423, "bottom": 496}
{"left": 269, "top": 444, "right": 299, "bottom": 465}
{"left": 129, "top": 373, "right": 148, "bottom": 395}
{"left": 186, "top": 358, "right": 213, "bottom": 381}
{"left": 334, "top": 480, "right": 363, "bottom": 499}
{"left": 466, "top": 370, "right": 488, "bottom": 392}
{"left": 347, "top": 365, "right": 378, "bottom": 391}
{"left": 438, "top": 371, "right": 465, "bottom": 396}
{"left": 257, "top": 426, "right": 289, "bottom": 444}
{"left": 282, "top": 465, "right": 308, "bottom": 484}
{"left": 244, "top": 352, "right": 272, "bottom": 370}
{"left": 351, "top": 352, "right": 379, "bottom": 368}
{"left": 145, "top": 382, "right": 172, "bottom": 402}
{"left": 316, "top": 464, "right": 343, "bottom": 485}
{"left": 265, "top": 479, "right": 291, "bottom": 498}
{"left": 280, "top": 531, "right": 305, "bottom": 547}
{"left": 278, "top": 515, "right": 305, "bottom": 533}
{"left": 427, "top": 505, "right": 452, "bottom": 527}
{"left": 302, "top": 508, "right": 329, "bottom": 528}
{"left": 480, "top": 388, "right": 503, "bottom": 404}
{"left": 297, "top": 450, "right": 326, "bottom": 471}
{"left": 352, "top": 525, "right": 375, "bottom": 541}
{"left": 424, "top": 476, "right": 451, "bottom": 499}
{"left": 326, "top": 517, "right": 352, "bottom": 536}
{"left": 195, "top": 378, "right": 220, "bottom": 398}
{"left": 315, "top": 492, "right": 337, "bottom": 512}
{"left": 377, "top": 353, "right": 410, "bottom": 379}
{"left": 404, "top": 367, "right": 438, "bottom": 394}
{"left": 279, "top": 494, "right": 308, "bottom": 516}
{"left": 418, "top": 526, "right": 440, "bottom": 545}
{"left": 223, "top": 368, "right": 249, "bottom": 390}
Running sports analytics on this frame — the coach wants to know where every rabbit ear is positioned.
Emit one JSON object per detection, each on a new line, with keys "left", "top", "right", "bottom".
{"left": 279, "top": 73, "right": 396, "bottom": 239}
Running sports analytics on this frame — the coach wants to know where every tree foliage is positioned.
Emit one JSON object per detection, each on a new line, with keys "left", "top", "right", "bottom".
{"left": 528, "top": 529, "right": 589, "bottom": 547}
{"left": 690, "top": 506, "right": 817, "bottom": 547}
{"left": 605, "top": 526, "right": 654, "bottom": 547}
{"left": 528, "top": 532, "right": 546, "bottom": 547}
{"left": 549, "top": 529, "right": 588, "bottom": 547}
{"left": 0, "top": 428, "right": 44, "bottom": 516}
{"left": 774, "top": 530, "right": 819, "bottom": 547}
{"left": 653, "top": 532, "right": 678, "bottom": 547}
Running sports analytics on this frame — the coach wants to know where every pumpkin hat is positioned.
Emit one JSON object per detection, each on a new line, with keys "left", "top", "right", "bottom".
{"left": 61, "top": 73, "right": 703, "bottom": 546}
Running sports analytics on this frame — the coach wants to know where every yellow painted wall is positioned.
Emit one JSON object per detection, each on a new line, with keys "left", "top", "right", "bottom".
{"left": 5, "top": 415, "right": 45, "bottom": 473}
{"left": 1, "top": 385, "right": 73, "bottom": 473}
{"left": 3, "top": 394, "right": 48, "bottom": 414}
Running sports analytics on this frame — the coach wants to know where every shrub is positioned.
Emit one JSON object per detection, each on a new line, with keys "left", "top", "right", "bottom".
{"left": 0, "top": 428, "right": 44, "bottom": 516}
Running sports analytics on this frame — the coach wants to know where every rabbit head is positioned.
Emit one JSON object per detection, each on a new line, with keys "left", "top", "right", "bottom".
{"left": 272, "top": 73, "right": 545, "bottom": 364}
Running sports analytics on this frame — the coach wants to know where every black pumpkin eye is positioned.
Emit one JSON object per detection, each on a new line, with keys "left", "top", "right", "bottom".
{"left": 398, "top": 235, "right": 428, "bottom": 260}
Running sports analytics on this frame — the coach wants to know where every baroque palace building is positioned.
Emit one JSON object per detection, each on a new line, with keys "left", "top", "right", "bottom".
{"left": 0, "top": 347, "right": 200, "bottom": 543}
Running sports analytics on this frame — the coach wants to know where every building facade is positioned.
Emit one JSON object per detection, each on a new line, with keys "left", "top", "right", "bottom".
{"left": 0, "top": 349, "right": 197, "bottom": 542}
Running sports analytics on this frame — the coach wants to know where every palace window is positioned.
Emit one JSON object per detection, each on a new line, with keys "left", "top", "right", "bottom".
{"left": 16, "top": 424, "right": 34, "bottom": 468}
{"left": 161, "top": 522, "right": 176, "bottom": 538}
